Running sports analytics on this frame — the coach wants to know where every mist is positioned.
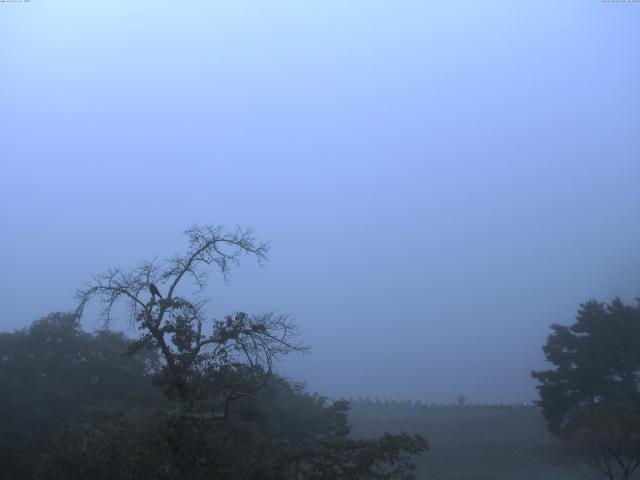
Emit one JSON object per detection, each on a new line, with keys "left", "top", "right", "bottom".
{"left": 2, "top": 0, "right": 639, "bottom": 410}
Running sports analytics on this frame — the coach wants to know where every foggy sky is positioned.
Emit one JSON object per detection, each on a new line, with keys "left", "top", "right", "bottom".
{"left": 1, "top": 1, "right": 639, "bottom": 403}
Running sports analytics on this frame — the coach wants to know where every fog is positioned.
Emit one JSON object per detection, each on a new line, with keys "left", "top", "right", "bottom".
{"left": 1, "top": 1, "right": 639, "bottom": 405}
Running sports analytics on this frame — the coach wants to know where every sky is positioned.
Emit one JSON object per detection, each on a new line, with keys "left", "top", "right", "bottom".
{"left": 1, "top": 1, "right": 639, "bottom": 403}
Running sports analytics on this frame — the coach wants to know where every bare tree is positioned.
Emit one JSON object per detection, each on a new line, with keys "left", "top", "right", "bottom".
{"left": 75, "top": 224, "right": 308, "bottom": 419}
{"left": 575, "top": 406, "right": 640, "bottom": 480}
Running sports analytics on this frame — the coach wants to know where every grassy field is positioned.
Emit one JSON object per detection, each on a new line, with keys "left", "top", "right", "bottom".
{"left": 348, "top": 403, "right": 607, "bottom": 480}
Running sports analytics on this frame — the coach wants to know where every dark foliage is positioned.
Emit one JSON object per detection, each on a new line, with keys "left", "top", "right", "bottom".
{"left": 0, "top": 312, "right": 161, "bottom": 480}
{"left": 2, "top": 225, "right": 427, "bottom": 479}
{"left": 299, "top": 432, "right": 428, "bottom": 480}
{"left": 532, "top": 296, "right": 640, "bottom": 480}
{"left": 1, "top": 313, "right": 427, "bottom": 480}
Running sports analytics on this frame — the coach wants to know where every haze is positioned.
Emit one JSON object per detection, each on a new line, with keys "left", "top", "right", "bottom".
{"left": 1, "top": 0, "right": 639, "bottom": 404}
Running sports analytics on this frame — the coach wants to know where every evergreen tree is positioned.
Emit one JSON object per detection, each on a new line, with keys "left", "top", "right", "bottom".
{"left": 532, "top": 297, "right": 640, "bottom": 480}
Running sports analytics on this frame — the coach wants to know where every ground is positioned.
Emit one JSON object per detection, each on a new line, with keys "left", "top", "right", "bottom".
{"left": 348, "top": 403, "right": 610, "bottom": 480}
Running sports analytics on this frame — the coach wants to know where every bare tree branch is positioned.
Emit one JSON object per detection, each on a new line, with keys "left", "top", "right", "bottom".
{"left": 74, "top": 224, "right": 304, "bottom": 419}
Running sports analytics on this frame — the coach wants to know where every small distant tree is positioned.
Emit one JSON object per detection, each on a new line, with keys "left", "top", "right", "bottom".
{"left": 532, "top": 297, "right": 640, "bottom": 480}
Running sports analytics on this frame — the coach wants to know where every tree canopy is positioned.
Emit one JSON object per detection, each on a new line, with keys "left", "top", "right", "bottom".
{"left": 1, "top": 224, "right": 427, "bottom": 480}
{"left": 0, "top": 312, "right": 161, "bottom": 480}
{"left": 532, "top": 296, "right": 640, "bottom": 480}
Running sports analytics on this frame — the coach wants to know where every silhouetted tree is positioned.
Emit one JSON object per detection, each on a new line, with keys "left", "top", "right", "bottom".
{"left": 532, "top": 296, "right": 640, "bottom": 480}
{"left": 71, "top": 224, "right": 427, "bottom": 479}
{"left": 75, "top": 225, "right": 305, "bottom": 410}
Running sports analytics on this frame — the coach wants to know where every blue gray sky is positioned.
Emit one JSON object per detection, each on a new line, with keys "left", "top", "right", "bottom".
{"left": 1, "top": 1, "right": 639, "bottom": 403}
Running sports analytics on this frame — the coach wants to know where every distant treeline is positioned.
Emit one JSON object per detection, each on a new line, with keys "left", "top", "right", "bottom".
{"left": 345, "top": 398, "right": 538, "bottom": 410}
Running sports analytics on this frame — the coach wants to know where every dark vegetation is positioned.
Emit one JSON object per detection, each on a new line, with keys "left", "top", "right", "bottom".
{"left": 0, "top": 225, "right": 426, "bottom": 480}
{"left": 1, "top": 224, "right": 639, "bottom": 480}
{"left": 532, "top": 297, "right": 640, "bottom": 480}
{"left": 0, "top": 313, "right": 162, "bottom": 479}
